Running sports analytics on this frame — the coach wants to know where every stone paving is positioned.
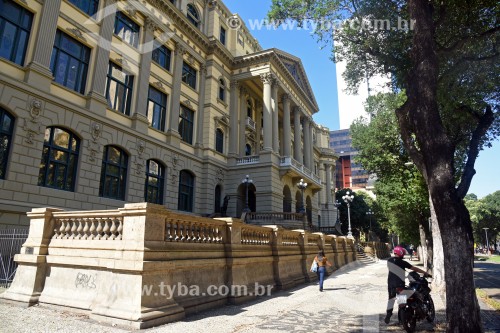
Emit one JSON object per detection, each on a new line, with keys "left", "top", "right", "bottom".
{"left": 1, "top": 259, "right": 499, "bottom": 332}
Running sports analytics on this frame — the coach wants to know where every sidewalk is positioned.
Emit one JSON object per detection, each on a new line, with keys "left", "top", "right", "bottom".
{"left": 0, "top": 259, "right": 498, "bottom": 332}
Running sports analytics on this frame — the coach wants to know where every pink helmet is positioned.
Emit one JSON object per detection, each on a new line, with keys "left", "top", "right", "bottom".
{"left": 393, "top": 246, "right": 406, "bottom": 258}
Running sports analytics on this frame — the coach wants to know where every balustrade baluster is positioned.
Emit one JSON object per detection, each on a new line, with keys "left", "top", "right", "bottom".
{"left": 89, "top": 218, "right": 97, "bottom": 240}
{"left": 109, "top": 218, "right": 117, "bottom": 240}
{"left": 102, "top": 218, "right": 111, "bottom": 240}
{"left": 76, "top": 218, "right": 83, "bottom": 239}
{"left": 82, "top": 219, "right": 89, "bottom": 240}
{"left": 96, "top": 218, "right": 103, "bottom": 240}
{"left": 116, "top": 218, "right": 123, "bottom": 240}
{"left": 69, "top": 219, "right": 77, "bottom": 239}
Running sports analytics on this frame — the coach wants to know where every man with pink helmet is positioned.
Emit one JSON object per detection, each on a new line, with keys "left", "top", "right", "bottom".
{"left": 384, "top": 245, "right": 431, "bottom": 324}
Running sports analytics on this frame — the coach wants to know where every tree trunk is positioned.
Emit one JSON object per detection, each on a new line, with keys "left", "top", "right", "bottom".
{"left": 398, "top": 1, "right": 484, "bottom": 331}
{"left": 429, "top": 197, "right": 445, "bottom": 294}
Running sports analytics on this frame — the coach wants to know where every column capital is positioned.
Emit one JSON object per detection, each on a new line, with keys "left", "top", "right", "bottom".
{"left": 145, "top": 17, "right": 158, "bottom": 32}
{"left": 282, "top": 93, "right": 290, "bottom": 103}
{"left": 239, "top": 86, "right": 248, "bottom": 97}
{"left": 174, "top": 42, "right": 186, "bottom": 56}
{"left": 260, "top": 72, "right": 274, "bottom": 84}
{"left": 230, "top": 79, "right": 239, "bottom": 89}
{"left": 200, "top": 63, "right": 207, "bottom": 76}
{"left": 271, "top": 77, "right": 280, "bottom": 88}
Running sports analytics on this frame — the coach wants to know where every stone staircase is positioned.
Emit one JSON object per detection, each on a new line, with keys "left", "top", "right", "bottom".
{"left": 355, "top": 243, "right": 377, "bottom": 264}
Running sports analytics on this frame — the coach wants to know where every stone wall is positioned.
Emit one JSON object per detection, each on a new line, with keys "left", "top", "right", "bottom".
{"left": 1, "top": 203, "right": 357, "bottom": 329}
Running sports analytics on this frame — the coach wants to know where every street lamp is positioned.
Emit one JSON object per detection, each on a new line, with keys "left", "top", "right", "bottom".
{"left": 483, "top": 227, "right": 490, "bottom": 256}
{"left": 242, "top": 175, "right": 253, "bottom": 213}
{"left": 366, "top": 209, "right": 374, "bottom": 241}
{"left": 342, "top": 191, "right": 354, "bottom": 237}
{"left": 297, "top": 178, "right": 308, "bottom": 213}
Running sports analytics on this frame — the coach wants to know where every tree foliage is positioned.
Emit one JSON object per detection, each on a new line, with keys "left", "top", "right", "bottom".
{"left": 465, "top": 191, "right": 500, "bottom": 247}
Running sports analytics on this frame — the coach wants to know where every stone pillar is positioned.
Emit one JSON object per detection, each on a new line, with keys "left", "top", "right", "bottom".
{"left": 239, "top": 87, "right": 247, "bottom": 156}
{"left": 167, "top": 43, "right": 186, "bottom": 143}
{"left": 85, "top": 0, "right": 117, "bottom": 115}
{"left": 282, "top": 95, "right": 292, "bottom": 157}
{"left": 294, "top": 107, "right": 302, "bottom": 163}
{"left": 260, "top": 73, "right": 273, "bottom": 152}
{"left": 229, "top": 80, "right": 239, "bottom": 156}
{"left": 325, "top": 164, "right": 332, "bottom": 204}
{"left": 308, "top": 121, "right": 314, "bottom": 169}
{"left": 255, "top": 101, "right": 262, "bottom": 154}
{"left": 195, "top": 64, "right": 207, "bottom": 149}
{"left": 303, "top": 117, "right": 311, "bottom": 168}
{"left": 24, "top": 0, "right": 63, "bottom": 90}
{"left": 132, "top": 19, "right": 156, "bottom": 133}
{"left": 271, "top": 80, "right": 279, "bottom": 153}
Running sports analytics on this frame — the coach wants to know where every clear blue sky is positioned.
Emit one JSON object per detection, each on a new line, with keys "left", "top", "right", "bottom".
{"left": 223, "top": 0, "right": 499, "bottom": 199}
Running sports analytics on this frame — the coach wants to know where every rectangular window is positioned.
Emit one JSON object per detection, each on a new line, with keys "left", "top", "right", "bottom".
{"left": 147, "top": 86, "right": 167, "bottom": 131}
{"left": 105, "top": 62, "right": 134, "bottom": 115}
{"left": 152, "top": 41, "right": 171, "bottom": 71}
{"left": 50, "top": 30, "right": 90, "bottom": 94}
{"left": 178, "top": 105, "right": 194, "bottom": 144}
{"left": 219, "top": 26, "right": 226, "bottom": 45}
{"left": 182, "top": 62, "right": 197, "bottom": 89}
{"left": 0, "top": 0, "right": 33, "bottom": 66}
{"left": 114, "top": 12, "right": 139, "bottom": 48}
{"left": 68, "top": 0, "right": 99, "bottom": 16}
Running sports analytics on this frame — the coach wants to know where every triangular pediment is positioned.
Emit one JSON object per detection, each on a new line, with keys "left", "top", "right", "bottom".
{"left": 273, "top": 49, "right": 318, "bottom": 111}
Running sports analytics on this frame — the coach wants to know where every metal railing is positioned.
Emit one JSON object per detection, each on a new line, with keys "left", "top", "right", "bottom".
{"left": 0, "top": 228, "right": 29, "bottom": 288}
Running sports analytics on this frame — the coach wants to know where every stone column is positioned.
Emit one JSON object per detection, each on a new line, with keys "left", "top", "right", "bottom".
{"left": 282, "top": 94, "right": 292, "bottom": 157}
{"left": 325, "top": 164, "right": 332, "bottom": 204}
{"left": 271, "top": 80, "right": 279, "bottom": 153}
{"left": 132, "top": 19, "right": 156, "bottom": 133}
{"left": 303, "top": 117, "right": 311, "bottom": 169}
{"left": 167, "top": 42, "right": 185, "bottom": 139}
{"left": 239, "top": 87, "right": 247, "bottom": 156}
{"left": 260, "top": 73, "right": 273, "bottom": 152}
{"left": 308, "top": 120, "right": 314, "bottom": 169}
{"left": 24, "top": 0, "right": 63, "bottom": 90}
{"left": 85, "top": 0, "right": 117, "bottom": 115}
{"left": 255, "top": 101, "right": 262, "bottom": 154}
{"left": 293, "top": 107, "right": 302, "bottom": 163}
{"left": 195, "top": 64, "right": 207, "bottom": 149}
{"left": 228, "top": 80, "right": 239, "bottom": 156}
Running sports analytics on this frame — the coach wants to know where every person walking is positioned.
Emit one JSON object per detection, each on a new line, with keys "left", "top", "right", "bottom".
{"left": 384, "top": 246, "right": 431, "bottom": 324}
{"left": 314, "top": 250, "right": 332, "bottom": 292}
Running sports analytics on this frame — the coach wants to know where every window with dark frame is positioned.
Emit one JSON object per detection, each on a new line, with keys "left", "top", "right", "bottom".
{"left": 245, "top": 144, "right": 252, "bottom": 156}
{"left": 50, "top": 30, "right": 90, "bottom": 94}
{"left": 178, "top": 105, "right": 194, "bottom": 144}
{"left": 145, "top": 159, "right": 164, "bottom": 205}
{"left": 105, "top": 62, "right": 134, "bottom": 115}
{"left": 38, "top": 127, "right": 80, "bottom": 191}
{"left": 99, "top": 145, "right": 128, "bottom": 200}
{"left": 114, "top": 11, "right": 139, "bottom": 47}
{"left": 147, "top": 86, "right": 167, "bottom": 131}
{"left": 219, "top": 26, "right": 226, "bottom": 45}
{"left": 215, "top": 128, "right": 224, "bottom": 154}
{"left": 218, "top": 78, "right": 225, "bottom": 101}
{"left": 0, "top": 0, "right": 33, "bottom": 66}
{"left": 68, "top": 0, "right": 99, "bottom": 16}
{"left": 152, "top": 41, "right": 171, "bottom": 71}
{"left": 178, "top": 170, "right": 194, "bottom": 212}
{"left": 182, "top": 62, "right": 197, "bottom": 89}
{"left": 0, "top": 107, "right": 14, "bottom": 179}
{"left": 186, "top": 4, "right": 200, "bottom": 28}
{"left": 247, "top": 99, "right": 253, "bottom": 118}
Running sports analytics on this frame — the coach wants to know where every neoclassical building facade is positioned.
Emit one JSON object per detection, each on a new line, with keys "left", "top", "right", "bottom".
{"left": 0, "top": 0, "right": 338, "bottom": 228}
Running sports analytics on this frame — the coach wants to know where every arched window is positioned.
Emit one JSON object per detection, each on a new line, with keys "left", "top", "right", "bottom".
{"left": 38, "top": 127, "right": 80, "bottom": 191}
{"left": 186, "top": 4, "right": 200, "bottom": 28}
{"left": 145, "top": 159, "right": 165, "bottom": 204}
{"left": 218, "top": 78, "right": 226, "bottom": 101}
{"left": 215, "top": 128, "right": 224, "bottom": 153}
{"left": 99, "top": 146, "right": 128, "bottom": 200}
{"left": 245, "top": 144, "right": 252, "bottom": 156}
{"left": 178, "top": 170, "right": 195, "bottom": 212}
{"left": 0, "top": 108, "right": 15, "bottom": 179}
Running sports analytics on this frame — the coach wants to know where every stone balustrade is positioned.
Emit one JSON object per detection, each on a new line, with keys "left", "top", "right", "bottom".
{"left": 1, "top": 203, "right": 360, "bottom": 330}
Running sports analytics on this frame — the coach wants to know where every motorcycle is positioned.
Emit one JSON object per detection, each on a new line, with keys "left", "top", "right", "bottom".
{"left": 396, "top": 271, "right": 435, "bottom": 333}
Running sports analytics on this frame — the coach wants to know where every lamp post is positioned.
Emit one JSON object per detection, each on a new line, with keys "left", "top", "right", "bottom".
{"left": 366, "top": 209, "right": 374, "bottom": 241}
{"left": 483, "top": 227, "right": 490, "bottom": 256}
{"left": 342, "top": 191, "right": 354, "bottom": 237}
{"left": 242, "top": 175, "right": 253, "bottom": 213}
{"left": 297, "top": 178, "right": 308, "bottom": 213}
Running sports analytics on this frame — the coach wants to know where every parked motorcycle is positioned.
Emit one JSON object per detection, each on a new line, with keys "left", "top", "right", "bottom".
{"left": 396, "top": 271, "right": 435, "bottom": 333}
